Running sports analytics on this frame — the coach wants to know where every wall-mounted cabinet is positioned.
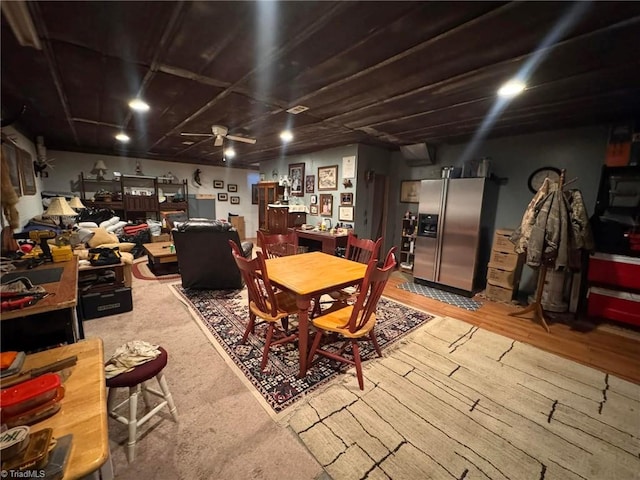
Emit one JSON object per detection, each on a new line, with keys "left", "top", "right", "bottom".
{"left": 80, "top": 173, "right": 188, "bottom": 221}
{"left": 257, "top": 181, "right": 284, "bottom": 232}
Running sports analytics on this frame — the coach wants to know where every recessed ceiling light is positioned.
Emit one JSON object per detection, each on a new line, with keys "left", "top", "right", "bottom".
{"left": 280, "top": 130, "right": 293, "bottom": 142}
{"left": 128, "top": 98, "right": 150, "bottom": 112}
{"left": 498, "top": 79, "right": 526, "bottom": 98}
{"left": 115, "top": 133, "right": 130, "bottom": 142}
{"left": 286, "top": 105, "right": 308, "bottom": 114}
{"left": 224, "top": 147, "right": 236, "bottom": 159}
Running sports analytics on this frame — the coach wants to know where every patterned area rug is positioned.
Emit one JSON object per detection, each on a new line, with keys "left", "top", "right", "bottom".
{"left": 170, "top": 284, "right": 435, "bottom": 417}
{"left": 397, "top": 281, "right": 482, "bottom": 311}
{"left": 132, "top": 257, "right": 180, "bottom": 281}
{"left": 289, "top": 316, "right": 640, "bottom": 480}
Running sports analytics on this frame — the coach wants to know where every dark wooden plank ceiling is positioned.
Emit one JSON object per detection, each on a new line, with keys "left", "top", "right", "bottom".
{"left": 1, "top": 1, "right": 639, "bottom": 169}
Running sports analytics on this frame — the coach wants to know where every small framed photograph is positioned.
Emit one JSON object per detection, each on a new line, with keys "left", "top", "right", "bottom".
{"left": 227, "top": 183, "right": 238, "bottom": 192}
{"left": 318, "top": 165, "right": 338, "bottom": 191}
{"left": 340, "top": 192, "right": 353, "bottom": 206}
{"left": 339, "top": 206, "right": 354, "bottom": 222}
{"left": 400, "top": 180, "right": 420, "bottom": 203}
{"left": 251, "top": 184, "right": 259, "bottom": 204}
{"left": 288, "top": 162, "right": 305, "bottom": 197}
{"left": 319, "top": 194, "right": 333, "bottom": 216}
{"left": 305, "top": 175, "right": 315, "bottom": 193}
{"left": 18, "top": 149, "right": 36, "bottom": 196}
{"left": 218, "top": 192, "right": 228, "bottom": 201}
{"left": 310, "top": 194, "right": 317, "bottom": 205}
{"left": 213, "top": 180, "right": 224, "bottom": 189}
{"left": 1, "top": 142, "right": 22, "bottom": 196}
{"left": 230, "top": 196, "right": 240, "bottom": 205}
{"left": 309, "top": 204, "right": 319, "bottom": 215}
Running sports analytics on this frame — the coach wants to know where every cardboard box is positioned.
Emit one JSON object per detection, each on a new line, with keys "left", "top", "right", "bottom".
{"left": 486, "top": 263, "right": 522, "bottom": 288}
{"left": 489, "top": 249, "right": 522, "bottom": 270}
{"left": 492, "top": 229, "right": 517, "bottom": 253}
{"left": 151, "top": 233, "right": 171, "bottom": 243}
{"left": 230, "top": 216, "right": 245, "bottom": 240}
{"left": 485, "top": 283, "right": 517, "bottom": 303}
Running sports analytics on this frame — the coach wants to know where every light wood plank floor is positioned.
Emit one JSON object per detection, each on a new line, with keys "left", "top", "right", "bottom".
{"left": 384, "top": 272, "right": 640, "bottom": 385}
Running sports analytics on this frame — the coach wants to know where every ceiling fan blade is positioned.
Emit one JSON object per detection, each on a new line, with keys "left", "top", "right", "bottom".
{"left": 214, "top": 135, "right": 223, "bottom": 147}
{"left": 226, "top": 134, "right": 256, "bottom": 144}
{"left": 180, "top": 132, "right": 214, "bottom": 137}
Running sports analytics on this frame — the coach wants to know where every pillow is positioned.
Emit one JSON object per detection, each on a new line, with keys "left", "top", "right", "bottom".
{"left": 87, "top": 227, "right": 118, "bottom": 248}
{"left": 105, "top": 221, "right": 127, "bottom": 233}
{"left": 100, "top": 242, "right": 135, "bottom": 253}
{"left": 78, "top": 221, "right": 99, "bottom": 228}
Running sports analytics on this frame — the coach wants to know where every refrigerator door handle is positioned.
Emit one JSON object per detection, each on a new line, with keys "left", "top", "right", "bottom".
{"left": 434, "top": 178, "right": 448, "bottom": 281}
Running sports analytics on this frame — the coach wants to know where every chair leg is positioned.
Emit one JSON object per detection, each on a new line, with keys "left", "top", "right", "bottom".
{"left": 307, "top": 330, "right": 324, "bottom": 365}
{"left": 107, "top": 387, "right": 116, "bottom": 415}
{"left": 261, "top": 323, "right": 276, "bottom": 371}
{"left": 281, "top": 316, "right": 289, "bottom": 335}
{"left": 242, "top": 312, "right": 256, "bottom": 343}
{"left": 352, "top": 341, "right": 364, "bottom": 390}
{"left": 141, "top": 381, "right": 153, "bottom": 409}
{"left": 369, "top": 329, "right": 383, "bottom": 357}
{"left": 156, "top": 371, "right": 178, "bottom": 421}
{"left": 127, "top": 386, "right": 139, "bottom": 462}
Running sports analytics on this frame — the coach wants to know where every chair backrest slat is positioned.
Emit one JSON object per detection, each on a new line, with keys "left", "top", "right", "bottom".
{"left": 344, "top": 233, "right": 382, "bottom": 265}
{"left": 347, "top": 247, "right": 397, "bottom": 332}
{"left": 258, "top": 230, "right": 299, "bottom": 258}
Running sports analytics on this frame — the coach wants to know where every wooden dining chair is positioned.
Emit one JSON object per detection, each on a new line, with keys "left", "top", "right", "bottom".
{"left": 307, "top": 246, "right": 397, "bottom": 390}
{"left": 311, "top": 234, "right": 382, "bottom": 317}
{"left": 228, "top": 240, "right": 299, "bottom": 371}
{"left": 258, "top": 229, "right": 299, "bottom": 258}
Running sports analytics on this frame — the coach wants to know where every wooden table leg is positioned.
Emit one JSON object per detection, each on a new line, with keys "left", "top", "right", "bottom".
{"left": 296, "top": 296, "right": 311, "bottom": 377}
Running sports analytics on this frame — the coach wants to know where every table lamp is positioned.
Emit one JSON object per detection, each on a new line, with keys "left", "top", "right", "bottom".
{"left": 68, "top": 196, "right": 87, "bottom": 211}
{"left": 91, "top": 160, "right": 107, "bottom": 180}
{"left": 44, "top": 197, "right": 77, "bottom": 229}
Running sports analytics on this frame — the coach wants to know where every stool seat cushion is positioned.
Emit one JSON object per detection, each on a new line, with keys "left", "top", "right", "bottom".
{"left": 106, "top": 347, "right": 168, "bottom": 388}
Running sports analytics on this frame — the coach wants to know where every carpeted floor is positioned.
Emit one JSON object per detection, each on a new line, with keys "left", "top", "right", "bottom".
{"left": 170, "top": 285, "right": 435, "bottom": 418}
{"left": 288, "top": 316, "right": 640, "bottom": 480}
{"left": 397, "top": 281, "right": 482, "bottom": 310}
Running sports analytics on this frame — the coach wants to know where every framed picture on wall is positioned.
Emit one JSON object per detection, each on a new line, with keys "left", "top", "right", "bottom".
{"left": 18, "top": 149, "right": 36, "bottom": 196}
{"left": 289, "top": 163, "right": 305, "bottom": 196}
{"left": 218, "top": 192, "right": 228, "bottom": 201}
{"left": 309, "top": 204, "right": 319, "bottom": 215}
{"left": 319, "top": 194, "right": 333, "bottom": 216}
{"left": 318, "top": 165, "right": 338, "bottom": 191}
{"left": 340, "top": 192, "right": 353, "bottom": 205}
{"left": 230, "top": 196, "right": 240, "bottom": 204}
{"left": 227, "top": 183, "right": 238, "bottom": 192}
{"left": 305, "top": 175, "right": 315, "bottom": 193}
{"left": 310, "top": 194, "right": 317, "bottom": 205}
{"left": 339, "top": 206, "right": 354, "bottom": 222}
{"left": 251, "top": 184, "right": 259, "bottom": 204}
{"left": 1, "top": 141, "right": 22, "bottom": 196}
{"left": 213, "top": 180, "right": 224, "bottom": 189}
{"left": 400, "top": 180, "right": 420, "bottom": 203}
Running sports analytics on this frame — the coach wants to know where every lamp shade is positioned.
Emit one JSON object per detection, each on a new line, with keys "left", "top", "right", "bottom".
{"left": 68, "top": 196, "right": 86, "bottom": 209}
{"left": 44, "top": 197, "right": 77, "bottom": 217}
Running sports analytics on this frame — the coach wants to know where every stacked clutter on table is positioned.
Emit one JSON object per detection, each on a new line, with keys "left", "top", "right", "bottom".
{"left": 485, "top": 229, "right": 524, "bottom": 302}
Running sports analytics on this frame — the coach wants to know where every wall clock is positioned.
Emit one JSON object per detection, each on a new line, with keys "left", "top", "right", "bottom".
{"left": 527, "top": 166, "right": 561, "bottom": 193}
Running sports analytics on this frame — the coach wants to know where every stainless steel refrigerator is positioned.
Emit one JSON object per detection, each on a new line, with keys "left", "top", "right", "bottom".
{"left": 413, "top": 177, "right": 497, "bottom": 295}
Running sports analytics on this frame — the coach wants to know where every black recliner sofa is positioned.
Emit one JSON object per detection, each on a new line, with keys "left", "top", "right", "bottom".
{"left": 172, "top": 219, "right": 253, "bottom": 290}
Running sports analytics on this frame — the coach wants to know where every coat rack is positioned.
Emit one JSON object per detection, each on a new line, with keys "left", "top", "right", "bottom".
{"left": 509, "top": 169, "right": 567, "bottom": 333}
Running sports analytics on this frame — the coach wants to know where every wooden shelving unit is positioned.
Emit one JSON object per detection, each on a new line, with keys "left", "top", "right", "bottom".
{"left": 80, "top": 172, "right": 188, "bottom": 221}
{"left": 400, "top": 216, "right": 417, "bottom": 272}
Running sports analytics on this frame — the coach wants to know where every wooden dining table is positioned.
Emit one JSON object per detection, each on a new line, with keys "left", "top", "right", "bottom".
{"left": 265, "top": 251, "right": 368, "bottom": 377}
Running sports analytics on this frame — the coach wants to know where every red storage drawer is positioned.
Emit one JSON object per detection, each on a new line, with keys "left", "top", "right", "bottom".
{"left": 587, "top": 287, "right": 640, "bottom": 326}
{"left": 588, "top": 253, "right": 640, "bottom": 291}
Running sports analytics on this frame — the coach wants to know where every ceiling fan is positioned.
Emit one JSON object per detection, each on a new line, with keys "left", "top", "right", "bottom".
{"left": 180, "top": 125, "right": 256, "bottom": 147}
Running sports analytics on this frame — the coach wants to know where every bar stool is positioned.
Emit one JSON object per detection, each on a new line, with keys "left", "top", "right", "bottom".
{"left": 106, "top": 346, "right": 178, "bottom": 462}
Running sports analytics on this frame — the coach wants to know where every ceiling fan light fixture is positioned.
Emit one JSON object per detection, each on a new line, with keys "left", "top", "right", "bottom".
{"left": 498, "top": 79, "right": 526, "bottom": 98}
{"left": 224, "top": 147, "right": 236, "bottom": 159}
{"left": 115, "top": 132, "right": 130, "bottom": 142}
{"left": 128, "top": 98, "right": 150, "bottom": 112}
{"left": 280, "top": 130, "right": 293, "bottom": 142}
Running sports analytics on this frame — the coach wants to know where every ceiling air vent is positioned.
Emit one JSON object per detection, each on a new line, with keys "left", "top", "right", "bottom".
{"left": 286, "top": 105, "right": 309, "bottom": 114}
